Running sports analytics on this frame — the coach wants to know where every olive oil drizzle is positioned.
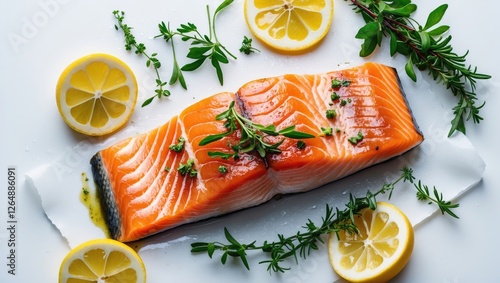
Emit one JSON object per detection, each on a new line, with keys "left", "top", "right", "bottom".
{"left": 80, "top": 172, "right": 109, "bottom": 237}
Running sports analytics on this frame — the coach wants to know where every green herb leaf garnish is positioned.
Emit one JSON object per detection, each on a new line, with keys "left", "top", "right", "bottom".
{"left": 320, "top": 127, "right": 333, "bottom": 136}
{"left": 113, "top": 10, "right": 170, "bottom": 107}
{"left": 218, "top": 165, "right": 228, "bottom": 173}
{"left": 326, "top": 109, "right": 337, "bottom": 119}
{"left": 348, "top": 131, "right": 364, "bottom": 145}
{"left": 169, "top": 137, "right": 186, "bottom": 152}
{"left": 199, "top": 101, "right": 315, "bottom": 162}
{"left": 348, "top": 0, "right": 491, "bottom": 136}
{"left": 239, "top": 36, "right": 260, "bottom": 55}
{"left": 331, "top": 78, "right": 351, "bottom": 88}
{"left": 155, "top": 0, "right": 237, "bottom": 86}
{"left": 178, "top": 159, "right": 197, "bottom": 177}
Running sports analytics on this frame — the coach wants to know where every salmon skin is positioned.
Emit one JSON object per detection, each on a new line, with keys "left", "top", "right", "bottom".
{"left": 90, "top": 62, "right": 423, "bottom": 242}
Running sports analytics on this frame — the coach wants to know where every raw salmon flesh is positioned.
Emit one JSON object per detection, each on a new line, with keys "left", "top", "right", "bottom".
{"left": 90, "top": 62, "right": 424, "bottom": 242}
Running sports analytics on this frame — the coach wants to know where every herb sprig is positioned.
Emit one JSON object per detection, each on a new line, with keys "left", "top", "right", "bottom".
{"left": 155, "top": 0, "right": 237, "bottom": 86}
{"left": 347, "top": 0, "right": 491, "bottom": 136}
{"left": 113, "top": 0, "right": 244, "bottom": 107}
{"left": 113, "top": 10, "right": 170, "bottom": 107}
{"left": 239, "top": 36, "right": 260, "bottom": 55}
{"left": 191, "top": 167, "right": 459, "bottom": 273}
{"left": 199, "top": 101, "right": 315, "bottom": 163}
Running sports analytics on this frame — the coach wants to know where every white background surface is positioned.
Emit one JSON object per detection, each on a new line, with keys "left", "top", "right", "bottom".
{"left": 1, "top": 0, "right": 499, "bottom": 282}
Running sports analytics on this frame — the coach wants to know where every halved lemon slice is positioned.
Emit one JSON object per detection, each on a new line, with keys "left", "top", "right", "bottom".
{"left": 328, "top": 202, "right": 414, "bottom": 283}
{"left": 59, "top": 238, "right": 146, "bottom": 283}
{"left": 56, "top": 53, "right": 138, "bottom": 136}
{"left": 244, "top": 0, "right": 334, "bottom": 54}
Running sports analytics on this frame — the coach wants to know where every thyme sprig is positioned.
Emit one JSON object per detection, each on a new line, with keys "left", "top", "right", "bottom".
{"left": 191, "top": 167, "right": 459, "bottom": 273}
{"left": 414, "top": 180, "right": 459, "bottom": 218}
{"left": 112, "top": 10, "right": 170, "bottom": 107}
{"left": 198, "top": 101, "right": 315, "bottom": 163}
{"left": 347, "top": 0, "right": 491, "bottom": 136}
{"left": 155, "top": 0, "right": 237, "bottom": 86}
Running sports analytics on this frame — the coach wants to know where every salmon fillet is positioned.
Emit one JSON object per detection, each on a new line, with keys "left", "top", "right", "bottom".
{"left": 90, "top": 62, "right": 423, "bottom": 242}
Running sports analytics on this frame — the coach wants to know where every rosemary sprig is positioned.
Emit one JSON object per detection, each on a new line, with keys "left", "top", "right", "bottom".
{"left": 347, "top": 0, "right": 491, "bottom": 136}
{"left": 112, "top": 10, "right": 170, "bottom": 107}
{"left": 155, "top": 0, "right": 237, "bottom": 86}
{"left": 198, "top": 101, "right": 315, "bottom": 163}
{"left": 191, "top": 166, "right": 459, "bottom": 273}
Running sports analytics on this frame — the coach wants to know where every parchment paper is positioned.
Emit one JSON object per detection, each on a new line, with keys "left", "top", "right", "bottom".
{"left": 26, "top": 64, "right": 485, "bottom": 282}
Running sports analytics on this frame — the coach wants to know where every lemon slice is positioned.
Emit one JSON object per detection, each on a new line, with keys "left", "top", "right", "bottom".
{"left": 244, "top": 0, "right": 334, "bottom": 54}
{"left": 59, "top": 238, "right": 146, "bottom": 283}
{"left": 328, "top": 202, "right": 414, "bottom": 283}
{"left": 56, "top": 53, "right": 138, "bottom": 136}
